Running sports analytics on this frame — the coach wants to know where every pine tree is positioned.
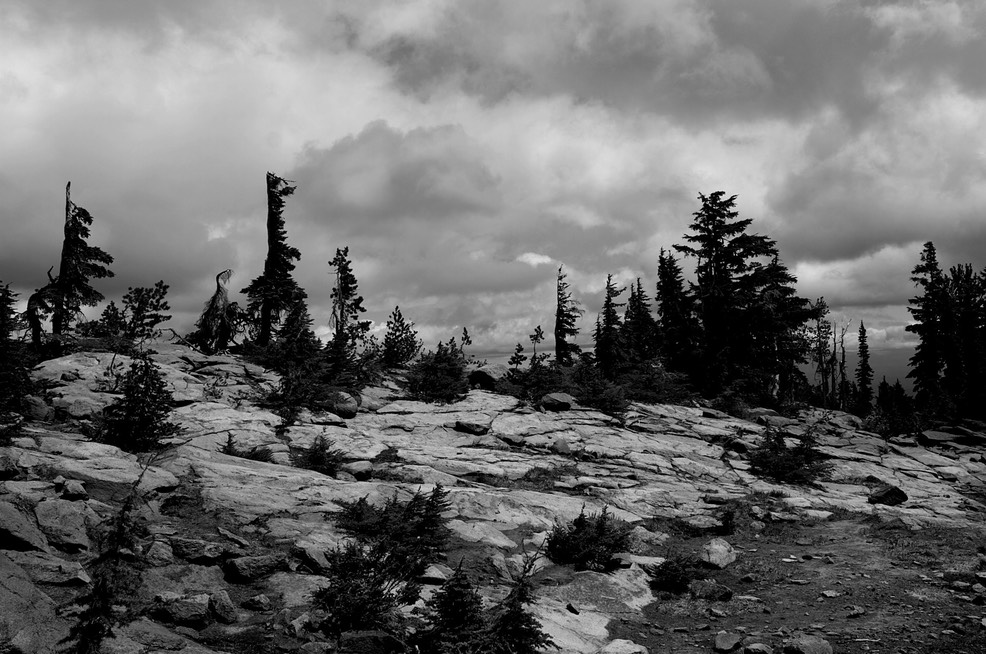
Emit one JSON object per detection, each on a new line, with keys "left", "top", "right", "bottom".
{"left": 656, "top": 249, "right": 696, "bottom": 374}
{"left": 940, "top": 264, "right": 986, "bottom": 418}
{"left": 382, "top": 306, "right": 420, "bottom": 368}
{"left": 854, "top": 321, "right": 874, "bottom": 416}
{"left": 593, "top": 274, "right": 626, "bottom": 380}
{"left": 905, "top": 241, "right": 947, "bottom": 411}
{"left": 484, "top": 555, "right": 555, "bottom": 654}
{"left": 241, "top": 172, "right": 305, "bottom": 346}
{"left": 325, "top": 247, "right": 370, "bottom": 381}
{"left": 508, "top": 343, "right": 528, "bottom": 370}
{"left": 101, "top": 353, "right": 179, "bottom": 452}
{"left": 0, "top": 283, "right": 30, "bottom": 431}
{"left": 674, "top": 192, "right": 784, "bottom": 395}
{"left": 51, "top": 182, "right": 115, "bottom": 335}
{"left": 419, "top": 564, "right": 486, "bottom": 652}
{"left": 188, "top": 269, "right": 244, "bottom": 354}
{"left": 621, "top": 278, "right": 659, "bottom": 362}
{"left": 554, "top": 265, "right": 584, "bottom": 366}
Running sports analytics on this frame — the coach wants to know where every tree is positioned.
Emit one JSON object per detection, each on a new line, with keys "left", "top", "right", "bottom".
{"left": 905, "top": 242, "right": 947, "bottom": 411}
{"left": 51, "top": 182, "right": 115, "bottom": 335}
{"left": 81, "top": 282, "right": 171, "bottom": 343}
{"left": 593, "top": 274, "right": 626, "bottom": 379}
{"left": 621, "top": 278, "right": 659, "bottom": 362}
{"left": 674, "top": 191, "right": 777, "bottom": 395}
{"left": 241, "top": 172, "right": 305, "bottom": 346}
{"left": 324, "top": 247, "right": 371, "bottom": 382}
{"left": 188, "top": 269, "right": 244, "bottom": 354}
{"left": 554, "top": 265, "right": 583, "bottom": 366}
{"left": 854, "top": 321, "right": 873, "bottom": 416}
{"left": 508, "top": 343, "right": 528, "bottom": 371}
{"left": 100, "top": 353, "right": 179, "bottom": 452}
{"left": 0, "top": 283, "right": 31, "bottom": 435}
{"left": 382, "top": 306, "right": 420, "bottom": 368}
{"left": 656, "top": 249, "right": 696, "bottom": 374}
{"left": 940, "top": 264, "right": 986, "bottom": 418}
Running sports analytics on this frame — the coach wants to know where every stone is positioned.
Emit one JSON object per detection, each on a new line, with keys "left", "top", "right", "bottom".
{"left": 689, "top": 579, "right": 734, "bottom": 601}
{"left": 339, "top": 630, "right": 406, "bottom": 653}
{"left": 0, "top": 500, "right": 49, "bottom": 551}
{"left": 542, "top": 393, "right": 575, "bottom": 411}
{"left": 33, "top": 499, "right": 95, "bottom": 553}
{"left": 701, "top": 537, "right": 737, "bottom": 569}
{"left": 868, "top": 484, "right": 908, "bottom": 506}
{"left": 170, "top": 537, "right": 226, "bottom": 564}
{"left": 243, "top": 594, "right": 272, "bottom": 611}
{"left": 225, "top": 554, "right": 285, "bottom": 581}
{"left": 468, "top": 363, "right": 510, "bottom": 390}
{"left": 595, "top": 639, "right": 649, "bottom": 653}
{"left": 743, "top": 645, "right": 774, "bottom": 654}
{"left": 155, "top": 591, "right": 212, "bottom": 627}
{"left": 0, "top": 552, "right": 67, "bottom": 653}
{"left": 782, "top": 634, "right": 833, "bottom": 654}
{"left": 60, "top": 479, "right": 88, "bottom": 500}
{"left": 714, "top": 631, "right": 744, "bottom": 652}
{"left": 327, "top": 391, "right": 359, "bottom": 419}
{"left": 454, "top": 420, "right": 490, "bottom": 435}
{"left": 0, "top": 454, "right": 18, "bottom": 481}
{"left": 551, "top": 438, "right": 573, "bottom": 455}
{"left": 210, "top": 590, "right": 238, "bottom": 624}
{"left": 4, "top": 550, "right": 91, "bottom": 585}
{"left": 146, "top": 540, "right": 175, "bottom": 566}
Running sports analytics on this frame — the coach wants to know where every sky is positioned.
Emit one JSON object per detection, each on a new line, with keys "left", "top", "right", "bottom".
{"left": 2, "top": 0, "right": 986, "bottom": 383}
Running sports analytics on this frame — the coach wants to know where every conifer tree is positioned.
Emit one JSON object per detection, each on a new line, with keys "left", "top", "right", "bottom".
{"left": 554, "top": 265, "right": 583, "bottom": 366}
{"left": 325, "top": 247, "right": 370, "bottom": 378}
{"left": 593, "top": 274, "right": 626, "bottom": 379}
{"left": 656, "top": 249, "right": 696, "bottom": 374}
{"left": 854, "top": 321, "right": 874, "bottom": 416}
{"left": 382, "top": 306, "right": 420, "bottom": 368}
{"left": 241, "top": 172, "right": 305, "bottom": 346}
{"left": 905, "top": 241, "right": 947, "bottom": 410}
{"left": 188, "top": 269, "right": 243, "bottom": 354}
{"left": 940, "top": 264, "right": 986, "bottom": 418}
{"left": 51, "top": 182, "right": 115, "bottom": 335}
{"left": 621, "top": 278, "right": 659, "bottom": 362}
{"left": 0, "top": 283, "right": 30, "bottom": 430}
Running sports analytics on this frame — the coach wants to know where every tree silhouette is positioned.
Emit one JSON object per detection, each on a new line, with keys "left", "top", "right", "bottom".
{"left": 905, "top": 242, "right": 947, "bottom": 411}
{"left": 656, "top": 249, "right": 696, "bottom": 375}
{"left": 189, "top": 269, "right": 244, "bottom": 354}
{"left": 554, "top": 265, "right": 583, "bottom": 366}
{"left": 854, "top": 321, "right": 873, "bottom": 416}
{"left": 382, "top": 306, "right": 420, "bottom": 368}
{"left": 593, "top": 274, "right": 626, "bottom": 380}
{"left": 51, "top": 182, "right": 114, "bottom": 335}
{"left": 241, "top": 172, "right": 305, "bottom": 346}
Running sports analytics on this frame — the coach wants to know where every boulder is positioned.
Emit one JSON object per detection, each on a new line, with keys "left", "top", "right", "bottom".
{"left": 61, "top": 479, "right": 89, "bottom": 500}
{"left": 596, "top": 640, "right": 649, "bottom": 653}
{"left": 210, "top": 590, "right": 238, "bottom": 624}
{"left": 0, "top": 552, "right": 67, "bottom": 653}
{"left": 146, "top": 540, "right": 175, "bottom": 566}
{"left": 743, "top": 645, "right": 774, "bottom": 654}
{"left": 714, "top": 631, "right": 743, "bottom": 652}
{"left": 542, "top": 393, "right": 575, "bottom": 412}
{"left": 339, "top": 630, "right": 406, "bottom": 653}
{"left": 5, "top": 550, "right": 91, "bottom": 585}
{"left": 34, "top": 499, "right": 92, "bottom": 552}
{"left": 468, "top": 363, "right": 509, "bottom": 390}
{"left": 701, "top": 538, "right": 737, "bottom": 569}
{"left": 689, "top": 579, "right": 734, "bottom": 601}
{"left": 154, "top": 591, "right": 212, "bottom": 627}
{"left": 169, "top": 537, "right": 227, "bottom": 564}
{"left": 868, "top": 484, "right": 908, "bottom": 506}
{"left": 0, "top": 454, "right": 18, "bottom": 481}
{"left": 327, "top": 391, "right": 359, "bottom": 419}
{"left": 782, "top": 634, "right": 833, "bottom": 654}
{"left": 225, "top": 554, "right": 285, "bottom": 581}
{"left": 0, "top": 500, "right": 49, "bottom": 552}
{"left": 454, "top": 420, "right": 490, "bottom": 435}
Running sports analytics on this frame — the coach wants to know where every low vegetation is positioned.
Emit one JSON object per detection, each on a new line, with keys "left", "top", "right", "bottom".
{"left": 545, "top": 505, "right": 633, "bottom": 572}
{"left": 290, "top": 435, "right": 346, "bottom": 477}
{"left": 747, "top": 427, "right": 832, "bottom": 485}
{"left": 218, "top": 434, "right": 275, "bottom": 463}
{"left": 97, "top": 352, "right": 179, "bottom": 453}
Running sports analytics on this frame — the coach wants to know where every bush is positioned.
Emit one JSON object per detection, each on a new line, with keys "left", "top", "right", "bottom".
{"left": 415, "top": 564, "right": 486, "bottom": 653}
{"left": 407, "top": 338, "right": 469, "bottom": 403}
{"left": 567, "top": 359, "right": 630, "bottom": 419}
{"left": 645, "top": 552, "right": 704, "bottom": 595}
{"left": 290, "top": 435, "right": 345, "bottom": 477}
{"left": 99, "top": 352, "right": 179, "bottom": 453}
{"left": 545, "top": 506, "right": 633, "bottom": 572}
{"left": 747, "top": 427, "right": 832, "bottom": 485}
{"left": 218, "top": 434, "right": 275, "bottom": 463}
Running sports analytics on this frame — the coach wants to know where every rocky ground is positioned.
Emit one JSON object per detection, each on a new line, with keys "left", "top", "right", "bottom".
{"left": 3, "top": 343, "right": 986, "bottom": 653}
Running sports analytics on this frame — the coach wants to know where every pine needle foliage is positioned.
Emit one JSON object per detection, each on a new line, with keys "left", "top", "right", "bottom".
{"left": 289, "top": 435, "right": 346, "bottom": 477}
{"left": 382, "top": 305, "right": 421, "bottom": 368}
{"left": 99, "top": 353, "right": 179, "bottom": 453}
{"left": 545, "top": 505, "right": 633, "bottom": 572}
{"left": 188, "top": 269, "right": 244, "bottom": 354}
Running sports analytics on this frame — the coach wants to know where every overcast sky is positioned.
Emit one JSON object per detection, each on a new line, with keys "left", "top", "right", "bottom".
{"left": 2, "top": 1, "right": 985, "bottom": 381}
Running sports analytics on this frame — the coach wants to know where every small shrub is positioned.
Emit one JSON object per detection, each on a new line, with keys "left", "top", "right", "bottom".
{"left": 372, "top": 445, "right": 402, "bottom": 463}
{"left": 407, "top": 338, "right": 469, "bottom": 403}
{"left": 99, "top": 352, "right": 179, "bottom": 453}
{"left": 218, "top": 434, "right": 275, "bottom": 463}
{"left": 747, "top": 427, "right": 832, "bottom": 485}
{"left": 290, "top": 435, "right": 345, "bottom": 477}
{"left": 545, "top": 506, "right": 633, "bottom": 572}
{"left": 483, "top": 552, "right": 556, "bottom": 654}
{"left": 567, "top": 359, "right": 630, "bottom": 419}
{"left": 645, "top": 552, "right": 704, "bottom": 595}
{"left": 414, "top": 564, "right": 486, "bottom": 653}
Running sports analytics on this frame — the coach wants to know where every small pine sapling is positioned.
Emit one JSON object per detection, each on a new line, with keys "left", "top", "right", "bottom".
{"left": 99, "top": 352, "right": 179, "bottom": 453}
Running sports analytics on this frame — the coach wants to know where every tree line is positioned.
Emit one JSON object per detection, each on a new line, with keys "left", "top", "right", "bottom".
{"left": 2, "top": 178, "right": 981, "bottom": 434}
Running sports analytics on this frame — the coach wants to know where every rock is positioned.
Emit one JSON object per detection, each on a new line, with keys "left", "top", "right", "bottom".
{"left": 327, "top": 391, "right": 359, "bottom": 419}
{"left": 782, "top": 634, "right": 833, "bottom": 654}
{"left": 155, "top": 591, "right": 212, "bottom": 627}
{"left": 455, "top": 420, "right": 490, "bottom": 435}
{"left": 22, "top": 395, "right": 54, "bottom": 421}
{"left": 0, "top": 552, "right": 67, "bottom": 653}
{"left": 169, "top": 537, "right": 226, "bottom": 564}
{"left": 689, "top": 579, "right": 734, "bottom": 601}
{"left": 4, "top": 550, "right": 91, "bottom": 585}
{"left": 596, "top": 640, "right": 649, "bottom": 653}
{"left": 542, "top": 393, "right": 576, "bottom": 411}
{"left": 225, "top": 554, "right": 285, "bottom": 581}
{"left": 714, "top": 631, "right": 744, "bottom": 652}
{"left": 551, "top": 438, "right": 573, "bottom": 455}
{"left": 868, "top": 484, "right": 908, "bottom": 506}
{"left": 0, "top": 500, "right": 49, "bottom": 551}
{"left": 701, "top": 538, "right": 737, "bottom": 569}
{"left": 743, "top": 645, "right": 774, "bottom": 654}
{"left": 919, "top": 430, "right": 959, "bottom": 447}
{"left": 0, "top": 454, "right": 18, "bottom": 481}
{"left": 146, "top": 540, "right": 175, "bottom": 566}
{"left": 468, "top": 363, "right": 509, "bottom": 390}
{"left": 210, "top": 590, "right": 238, "bottom": 624}
{"left": 60, "top": 479, "right": 88, "bottom": 500}
{"left": 243, "top": 594, "right": 272, "bottom": 611}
